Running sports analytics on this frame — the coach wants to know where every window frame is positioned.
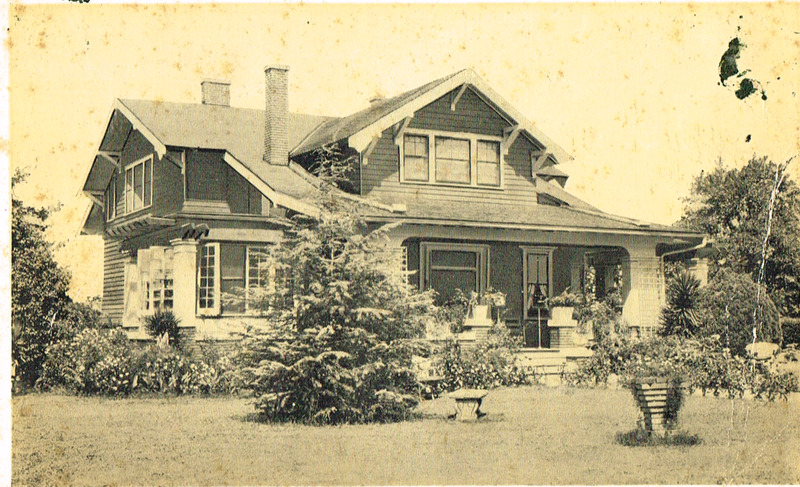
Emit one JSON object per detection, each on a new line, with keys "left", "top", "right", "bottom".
{"left": 124, "top": 155, "right": 154, "bottom": 215}
{"left": 197, "top": 242, "right": 221, "bottom": 316}
{"left": 245, "top": 245, "right": 272, "bottom": 312}
{"left": 521, "top": 246, "right": 555, "bottom": 320}
{"left": 399, "top": 129, "right": 504, "bottom": 189}
{"left": 419, "top": 242, "right": 490, "bottom": 298}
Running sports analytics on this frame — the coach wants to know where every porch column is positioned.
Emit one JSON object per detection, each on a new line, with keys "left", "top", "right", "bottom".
{"left": 622, "top": 253, "right": 664, "bottom": 335}
{"left": 685, "top": 258, "right": 709, "bottom": 287}
{"left": 170, "top": 238, "right": 198, "bottom": 329}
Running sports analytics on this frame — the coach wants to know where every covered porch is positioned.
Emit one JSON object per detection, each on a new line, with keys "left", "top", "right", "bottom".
{"left": 387, "top": 222, "right": 706, "bottom": 349}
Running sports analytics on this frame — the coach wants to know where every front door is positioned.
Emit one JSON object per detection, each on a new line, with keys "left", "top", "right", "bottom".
{"left": 522, "top": 247, "right": 554, "bottom": 348}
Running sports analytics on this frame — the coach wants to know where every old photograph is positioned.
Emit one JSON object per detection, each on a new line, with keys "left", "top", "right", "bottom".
{"left": 6, "top": 2, "right": 800, "bottom": 485}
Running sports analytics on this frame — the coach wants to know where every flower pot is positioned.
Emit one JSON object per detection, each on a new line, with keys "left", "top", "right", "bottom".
{"left": 630, "top": 376, "right": 684, "bottom": 436}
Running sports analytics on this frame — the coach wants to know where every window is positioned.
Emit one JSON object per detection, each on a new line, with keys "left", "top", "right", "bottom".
{"left": 435, "top": 137, "right": 470, "bottom": 184}
{"left": 402, "top": 134, "right": 429, "bottom": 181}
{"left": 477, "top": 141, "right": 501, "bottom": 187}
{"left": 151, "top": 275, "right": 174, "bottom": 311}
{"left": 401, "top": 131, "right": 502, "bottom": 188}
{"left": 522, "top": 247, "right": 555, "bottom": 319}
{"left": 420, "top": 242, "right": 489, "bottom": 304}
{"left": 246, "top": 246, "right": 271, "bottom": 311}
{"left": 198, "top": 243, "right": 220, "bottom": 315}
{"left": 124, "top": 155, "right": 153, "bottom": 214}
{"left": 138, "top": 247, "right": 174, "bottom": 313}
{"left": 105, "top": 173, "right": 116, "bottom": 221}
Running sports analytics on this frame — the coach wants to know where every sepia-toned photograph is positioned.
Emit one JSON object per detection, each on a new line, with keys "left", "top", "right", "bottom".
{"left": 6, "top": 2, "right": 800, "bottom": 485}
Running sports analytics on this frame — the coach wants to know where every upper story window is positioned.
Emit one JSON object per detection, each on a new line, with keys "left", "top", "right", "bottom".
{"left": 104, "top": 173, "right": 116, "bottom": 221}
{"left": 124, "top": 155, "right": 153, "bottom": 214}
{"left": 400, "top": 131, "right": 502, "bottom": 188}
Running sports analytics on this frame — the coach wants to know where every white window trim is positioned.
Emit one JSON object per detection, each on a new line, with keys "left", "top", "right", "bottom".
{"left": 150, "top": 274, "right": 174, "bottom": 311}
{"left": 124, "top": 154, "right": 154, "bottom": 215}
{"left": 521, "top": 246, "right": 555, "bottom": 320}
{"left": 198, "top": 242, "right": 221, "bottom": 316}
{"left": 399, "top": 129, "right": 504, "bottom": 189}
{"left": 419, "top": 242, "right": 490, "bottom": 296}
{"left": 245, "top": 245, "right": 272, "bottom": 312}
{"left": 105, "top": 173, "right": 116, "bottom": 222}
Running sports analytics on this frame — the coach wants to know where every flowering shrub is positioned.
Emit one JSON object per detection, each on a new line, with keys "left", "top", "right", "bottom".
{"left": 40, "top": 328, "right": 238, "bottom": 396}
{"left": 438, "top": 323, "right": 533, "bottom": 390}
{"left": 40, "top": 328, "right": 135, "bottom": 395}
{"left": 565, "top": 334, "right": 799, "bottom": 401}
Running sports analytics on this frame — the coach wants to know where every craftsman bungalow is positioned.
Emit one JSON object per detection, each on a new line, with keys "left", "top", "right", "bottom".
{"left": 81, "top": 66, "right": 707, "bottom": 351}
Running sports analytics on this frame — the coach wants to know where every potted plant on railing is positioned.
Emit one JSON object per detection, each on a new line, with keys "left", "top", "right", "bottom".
{"left": 460, "top": 289, "right": 507, "bottom": 346}
{"left": 544, "top": 288, "right": 584, "bottom": 348}
{"left": 626, "top": 362, "right": 686, "bottom": 437}
{"left": 545, "top": 288, "right": 583, "bottom": 323}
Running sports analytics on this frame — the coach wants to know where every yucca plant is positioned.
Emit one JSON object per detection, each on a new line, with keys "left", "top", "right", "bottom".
{"left": 660, "top": 271, "right": 702, "bottom": 337}
{"left": 144, "top": 310, "right": 182, "bottom": 349}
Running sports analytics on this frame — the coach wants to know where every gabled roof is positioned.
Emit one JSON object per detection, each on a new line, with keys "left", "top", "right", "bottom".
{"left": 118, "top": 99, "right": 332, "bottom": 204}
{"left": 291, "top": 69, "right": 572, "bottom": 164}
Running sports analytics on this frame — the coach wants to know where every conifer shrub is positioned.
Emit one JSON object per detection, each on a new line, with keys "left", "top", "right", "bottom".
{"left": 235, "top": 148, "right": 438, "bottom": 424}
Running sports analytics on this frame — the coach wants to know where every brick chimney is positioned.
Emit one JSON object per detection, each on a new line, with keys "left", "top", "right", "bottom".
{"left": 201, "top": 79, "right": 231, "bottom": 106}
{"left": 264, "top": 65, "right": 289, "bottom": 165}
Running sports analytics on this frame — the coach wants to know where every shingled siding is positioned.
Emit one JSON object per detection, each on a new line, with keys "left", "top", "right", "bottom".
{"left": 361, "top": 89, "right": 544, "bottom": 206}
{"left": 103, "top": 238, "right": 126, "bottom": 325}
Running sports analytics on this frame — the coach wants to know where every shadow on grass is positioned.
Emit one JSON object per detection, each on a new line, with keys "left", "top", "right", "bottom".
{"left": 615, "top": 428, "right": 702, "bottom": 447}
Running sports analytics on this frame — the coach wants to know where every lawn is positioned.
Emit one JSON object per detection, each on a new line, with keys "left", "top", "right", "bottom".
{"left": 13, "top": 386, "right": 800, "bottom": 485}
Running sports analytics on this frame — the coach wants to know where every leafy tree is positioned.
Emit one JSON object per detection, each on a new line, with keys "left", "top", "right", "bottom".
{"left": 11, "top": 170, "right": 75, "bottom": 388}
{"left": 696, "top": 269, "right": 781, "bottom": 357}
{"left": 236, "top": 150, "right": 437, "bottom": 424}
{"left": 680, "top": 156, "right": 800, "bottom": 317}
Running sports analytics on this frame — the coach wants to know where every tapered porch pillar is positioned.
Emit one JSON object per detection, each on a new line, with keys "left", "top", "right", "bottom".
{"left": 622, "top": 255, "right": 664, "bottom": 335}
{"left": 170, "top": 239, "right": 198, "bottom": 328}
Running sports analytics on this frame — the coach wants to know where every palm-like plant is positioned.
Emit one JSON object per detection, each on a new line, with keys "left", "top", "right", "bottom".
{"left": 660, "top": 271, "right": 702, "bottom": 337}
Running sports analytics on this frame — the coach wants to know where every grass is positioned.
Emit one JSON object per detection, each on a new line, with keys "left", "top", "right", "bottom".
{"left": 13, "top": 386, "right": 800, "bottom": 485}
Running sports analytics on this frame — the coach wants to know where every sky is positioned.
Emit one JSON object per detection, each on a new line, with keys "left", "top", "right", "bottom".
{"left": 5, "top": 2, "right": 800, "bottom": 300}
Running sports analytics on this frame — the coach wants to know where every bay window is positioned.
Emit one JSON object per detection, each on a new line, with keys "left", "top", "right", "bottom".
{"left": 401, "top": 131, "right": 502, "bottom": 188}
{"left": 124, "top": 155, "right": 153, "bottom": 214}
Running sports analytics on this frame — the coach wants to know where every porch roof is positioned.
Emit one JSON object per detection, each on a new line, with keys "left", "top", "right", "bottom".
{"left": 362, "top": 198, "right": 703, "bottom": 238}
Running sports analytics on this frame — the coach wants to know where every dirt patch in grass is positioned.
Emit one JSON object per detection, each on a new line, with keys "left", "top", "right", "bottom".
{"left": 12, "top": 387, "right": 800, "bottom": 485}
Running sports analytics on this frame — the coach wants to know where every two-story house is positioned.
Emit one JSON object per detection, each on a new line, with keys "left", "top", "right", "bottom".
{"left": 81, "top": 66, "right": 708, "bottom": 349}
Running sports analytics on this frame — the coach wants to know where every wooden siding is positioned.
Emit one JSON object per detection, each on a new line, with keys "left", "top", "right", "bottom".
{"left": 361, "top": 88, "right": 545, "bottom": 206}
{"left": 402, "top": 239, "right": 579, "bottom": 324}
{"left": 109, "top": 130, "right": 183, "bottom": 227}
{"left": 102, "top": 238, "right": 126, "bottom": 325}
{"left": 185, "top": 149, "right": 262, "bottom": 215}
{"left": 408, "top": 87, "right": 508, "bottom": 136}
